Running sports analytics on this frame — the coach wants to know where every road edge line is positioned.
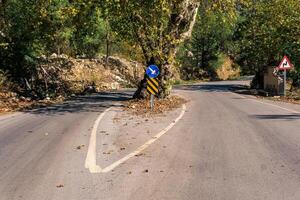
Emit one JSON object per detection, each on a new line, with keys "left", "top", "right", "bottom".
{"left": 85, "top": 107, "right": 112, "bottom": 173}
{"left": 100, "top": 104, "right": 186, "bottom": 173}
{"left": 230, "top": 92, "right": 300, "bottom": 114}
{"left": 86, "top": 104, "right": 186, "bottom": 174}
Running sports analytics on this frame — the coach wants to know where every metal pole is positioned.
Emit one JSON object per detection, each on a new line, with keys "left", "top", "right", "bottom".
{"left": 283, "top": 69, "right": 287, "bottom": 96}
{"left": 150, "top": 94, "right": 154, "bottom": 111}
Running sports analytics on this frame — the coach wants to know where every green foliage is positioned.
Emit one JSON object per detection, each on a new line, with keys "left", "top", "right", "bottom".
{"left": 1, "top": 0, "right": 300, "bottom": 97}
{"left": 179, "top": 0, "right": 300, "bottom": 85}
{"left": 236, "top": 0, "right": 300, "bottom": 74}
{"left": 104, "top": 0, "right": 201, "bottom": 98}
{"left": 105, "top": 0, "right": 200, "bottom": 65}
{"left": 177, "top": 2, "right": 238, "bottom": 79}
{"left": 0, "top": 70, "right": 7, "bottom": 89}
{"left": 71, "top": 4, "right": 107, "bottom": 58}
{"left": 209, "top": 53, "right": 227, "bottom": 71}
{"left": 0, "top": 0, "right": 108, "bottom": 82}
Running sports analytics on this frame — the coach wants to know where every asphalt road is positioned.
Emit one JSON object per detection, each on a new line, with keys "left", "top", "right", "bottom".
{"left": 1, "top": 81, "right": 300, "bottom": 200}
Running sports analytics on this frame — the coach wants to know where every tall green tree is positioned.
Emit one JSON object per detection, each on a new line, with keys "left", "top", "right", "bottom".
{"left": 178, "top": 2, "right": 238, "bottom": 79}
{"left": 71, "top": 2, "right": 107, "bottom": 58}
{"left": 103, "top": 0, "right": 200, "bottom": 98}
{"left": 103, "top": 0, "right": 249, "bottom": 98}
{"left": 0, "top": 0, "right": 107, "bottom": 81}
{"left": 236, "top": 0, "right": 300, "bottom": 73}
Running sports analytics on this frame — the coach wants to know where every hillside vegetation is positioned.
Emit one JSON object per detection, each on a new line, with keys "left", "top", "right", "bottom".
{"left": 1, "top": 0, "right": 300, "bottom": 102}
{"left": 0, "top": 55, "right": 144, "bottom": 112}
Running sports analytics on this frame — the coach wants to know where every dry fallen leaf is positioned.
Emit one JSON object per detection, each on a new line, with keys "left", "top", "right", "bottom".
{"left": 103, "top": 150, "right": 114, "bottom": 155}
{"left": 124, "top": 95, "right": 187, "bottom": 117}
{"left": 76, "top": 145, "right": 85, "bottom": 150}
{"left": 135, "top": 153, "right": 145, "bottom": 157}
{"left": 56, "top": 184, "right": 64, "bottom": 188}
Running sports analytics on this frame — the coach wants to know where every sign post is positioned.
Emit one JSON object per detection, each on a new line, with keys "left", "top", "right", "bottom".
{"left": 283, "top": 69, "right": 287, "bottom": 96}
{"left": 146, "top": 65, "right": 160, "bottom": 111}
{"left": 277, "top": 55, "right": 293, "bottom": 96}
{"left": 150, "top": 94, "right": 154, "bottom": 110}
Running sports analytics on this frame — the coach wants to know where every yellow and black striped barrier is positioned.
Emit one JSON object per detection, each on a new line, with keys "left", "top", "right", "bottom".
{"left": 146, "top": 78, "right": 159, "bottom": 95}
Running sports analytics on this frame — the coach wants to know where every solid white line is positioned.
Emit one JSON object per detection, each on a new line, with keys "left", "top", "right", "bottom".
{"left": 100, "top": 104, "right": 186, "bottom": 173}
{"left": 85, "top": 104, "right": 186, "bottom": 174}
{"left": 85, "top": 107, "right": 112, "bottom": 173}
{"left": 230, "top": 92, "right": 300, "bottom": 114}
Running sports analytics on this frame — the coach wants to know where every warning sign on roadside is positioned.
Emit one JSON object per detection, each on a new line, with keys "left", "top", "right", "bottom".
{"left": 147, "top": 77, "right": 159, "bottom": 95}
{"left": 278, "top": 55, "right": 293, "bottom": 70}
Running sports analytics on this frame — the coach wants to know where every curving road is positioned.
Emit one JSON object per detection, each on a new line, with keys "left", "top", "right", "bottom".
{"left": 0, "top": 81, "right": 300, "bottom": 200}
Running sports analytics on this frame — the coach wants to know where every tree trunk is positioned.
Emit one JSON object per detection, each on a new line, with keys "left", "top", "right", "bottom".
{"left": 132, "top": 0, "right": 199, "bottom": 99}
{"left": 105, "top": 20, "right": 110, "bottom": 67}
{"left": 133, "top": 74, "right": 148, "bottom": 99}
{"left": 133, "top": 52, "right": 175, "bottom": 99}
{"left": 158, "top": 63, "right": 173, "bottom": 98}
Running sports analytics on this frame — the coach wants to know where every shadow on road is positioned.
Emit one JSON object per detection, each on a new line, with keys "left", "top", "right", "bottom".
{"left": 23, "top": 91, "right": 133, "bottom": 116}
{"left": 175, "top": 83, "right": 247, "bottom": 93}
{"left": 252, "top": 114, "right": 300, "bottom": 121}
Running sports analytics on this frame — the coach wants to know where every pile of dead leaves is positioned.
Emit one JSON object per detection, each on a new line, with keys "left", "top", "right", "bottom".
{"left": 0, "top": 92, "right": 64, "bottom": 113}
{"left": 124, "top": 95, "right": 187, "bottom": 116}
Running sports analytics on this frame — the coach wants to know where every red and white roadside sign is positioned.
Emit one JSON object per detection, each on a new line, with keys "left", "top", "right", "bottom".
{"left": 278, "top": 55, "right": 293, "bottom": 70}
{"left": 277, "top": 55, "right": 294, "bottom": 96}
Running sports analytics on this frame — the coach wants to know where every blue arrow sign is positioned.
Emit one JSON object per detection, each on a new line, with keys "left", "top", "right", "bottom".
{"left": 146, "top": 65, "right": 160, "bottom": 78}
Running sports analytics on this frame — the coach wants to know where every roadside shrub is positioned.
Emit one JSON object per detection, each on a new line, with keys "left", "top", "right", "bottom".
{"left": 209, "top": 53, "right": 241, "bottom": 80}
{"left": 290, "top": 69, "right": 300, "bottom": 91}
{"left": 0, "top": 70, "right": 8, "bottom": 91}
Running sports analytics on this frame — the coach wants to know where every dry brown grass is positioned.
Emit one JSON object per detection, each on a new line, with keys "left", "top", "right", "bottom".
{"left": 215, "top": 57, "right": 241, "bottom": 80}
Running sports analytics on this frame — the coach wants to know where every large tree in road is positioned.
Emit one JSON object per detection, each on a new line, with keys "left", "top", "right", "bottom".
{"left": 104, "top": 0, "right": 200, "bottom": 98}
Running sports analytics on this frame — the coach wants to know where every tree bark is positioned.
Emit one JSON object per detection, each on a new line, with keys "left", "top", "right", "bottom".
{"left": 158, "top": 63, "right": 173, "bottom": 98}
{"left": 133, "top": 74, "right": 148, "bottom": 99}
{"left": 132, "top": 0, "right": 199, "bottom": 99}
{"left": 105, "top": 20, "right": 111, "bottom": 67}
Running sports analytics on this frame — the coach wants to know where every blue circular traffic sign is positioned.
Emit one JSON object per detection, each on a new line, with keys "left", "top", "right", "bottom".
{"left": 146, "top": 65, "right": 160, "bottom": 78}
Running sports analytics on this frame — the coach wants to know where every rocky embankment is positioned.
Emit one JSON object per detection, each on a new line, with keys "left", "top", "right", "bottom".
{"left": 0, "top": 55, "right": 145, "bottom": 112}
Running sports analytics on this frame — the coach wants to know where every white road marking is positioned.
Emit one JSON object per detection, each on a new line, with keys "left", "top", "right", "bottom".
{"left": 85, "top": 104, "right": 186, "bottom": 174}
{"left": 85, "top": 107, "right": 112, "bottom": 173}
{"left": 230, "top": 92, "right": 300, "bottom": 114}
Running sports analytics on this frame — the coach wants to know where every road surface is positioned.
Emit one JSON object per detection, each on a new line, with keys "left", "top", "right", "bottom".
{"left": 0, "top": 81, "right": 300, "bottom": 200}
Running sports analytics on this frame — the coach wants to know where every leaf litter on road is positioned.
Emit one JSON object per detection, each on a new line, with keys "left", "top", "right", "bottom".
{"left": 124, "top": 95, "right": 186, "bottom": 117}
{"left": 56, "top": 184, "right": 64, "bottom": 188}
{"left": 76, "top": 145, "right": 85, "bottom": 150}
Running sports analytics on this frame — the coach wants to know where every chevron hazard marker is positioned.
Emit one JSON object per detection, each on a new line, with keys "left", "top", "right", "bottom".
{"left": 146, "top": 77, "right": 159, "bottom": 110}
